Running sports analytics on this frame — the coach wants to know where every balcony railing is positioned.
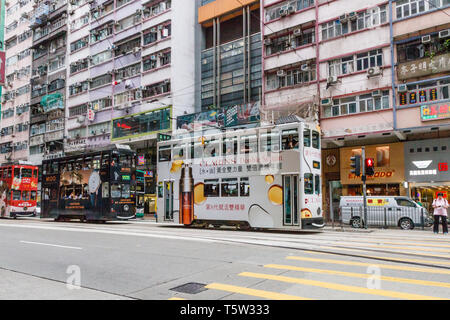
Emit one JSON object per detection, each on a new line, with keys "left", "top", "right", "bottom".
{"left": 43, "top": 151, "right": 65, "bottom": 160}
{"left": 44, "top": 129, "right": 64, "bottom": 142}
{"left": 33, "top": 18, "right": 67, "bottom": 42}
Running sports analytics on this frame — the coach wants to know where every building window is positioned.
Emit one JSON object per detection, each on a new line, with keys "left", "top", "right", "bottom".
{"left": 69, "top": 81, "right": 89, "bottom": 96}
{"left": 266, "top": 63, "right": 316, "bottom": 90}
{"left": 115, "top": 63, "right": 140, "bottom": 80}
{"left": 321, "top": 5, "right": 387, "bottom": 41}
{"left": 70, "top": 59, "right": 89, "bottom": 74}
{"left": 88, "top": 121, "right": 110, "bottom": 136}
{"left": 114, "top": 88, "right": 141, "bottom": 105}
{"left": 328, "top": 49, "right": 383, "bottom": 77}
{"left": 91, "top": 50, "right": 113, "bottom": 66}
{"left": 91, "top": 1, "right": 114, "bottom": 19}
{"left": 116, "top": 0, "right": 132, "bottom": 8}
{"left": 115, "top": 13, "right": 141, "bottom": 32}
{"left": 356, "top": 50, "right": 383, "bottom": 71}
{"left": 69, "top": 104, "right": 88, "bottom": 117}
{"left": 322, "top": 90, "right": 390, "bottom": 118}
{"left": 70, "top": 14, "right": 89, "bottom": 30}
{"left": 265, "top": 0, "right": 315, "bottom": 23}
{"left": 143, "top": 51, "right": 170, "bottom": 71}
{"left": 143, "top": 0, "right": 171, "bottom": 19}
{"left": 397, "top": 33, "right": 449, "bottom": 63}
{"left": 90, "top": 74, "right": 112, "bottom": 89}
{"left": 68, "top": 127, "right": 87, "bottom": 139}
{"left": 91, "top": 23, "right": 113, "bottom": 43}
{"left": 398, "top": 79, "right": 450, "bottom": 106}
{"left": 114, "top": 37, "right": 141, "bottom": 56}
{"left": 91, "top": 97, "right": 113, "bottom": 110}
{"left": 48, "top": 55, "right": 65, "bottom": 73}
{"left": 142, "top": 80, "right": 171, "bottom": 98}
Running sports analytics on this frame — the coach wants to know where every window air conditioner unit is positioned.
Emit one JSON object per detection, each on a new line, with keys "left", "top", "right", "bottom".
{"left": 421, "top": 35, "right": 431, "bottom": 43}
{"left": 372, "top": 90, "right": 381, "bottom": 97}
{"left": 158, "top": 25, "right": 163, "bottom": 30}
{"left": 339, "top": 14, "right": 349, "bottom": 23}
{"left": 151, "top": 27, "right": 157, "bottom": 33}
{"left": 157, "top": 52, "right": 164, "bottom": 57}
{"left": 287, "top": 5, "right": 295, "bottom": 14}
{"left": 293, "top": 28, "right": 302, "bottom": 36}
{"left": 135, "top": 9, "right": 142, "bottom": 15}
{"left": 133, "top": 47, "right": 140, "bottom": 54}
{"left": 91, "top": 130, "right": 96, "bottom": 135}
{"left": 397, "top": 84, "right": 407, "bottom": 93}
{"left": 69, "top": 9, "right": 74, "bottom": 15}
{"left": 327, "top": 76, "right": 338, "bottom": 84}
{"left": 77, "top": 115, "right": 85, "bottom": 123}
{"left": 279, "top": 8, "right": 288, "bottom": 17}
{"left": 321, "top": 98, "right": 332, "bottom": 106}
{"left": 367, "top": 66, "right": 381, "bottom": 77}
{"left": 301, "top": 64, "right": 309, "bottom": 71}
{"left": 439, "top": 29, "right": 450, "bottom": 39}
{"left": 150, "top": 55, "right": 156, "bottom": 60}
{"left": 276, "top": 70, "right": 286, "bottom": 77}
{"left": 349, "top": 12, "right": 357, "bottom": 20}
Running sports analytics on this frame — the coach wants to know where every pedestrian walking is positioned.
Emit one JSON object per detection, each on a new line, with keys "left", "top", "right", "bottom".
{"left": 432, "top": 192, "right": 448, "bottom": 234}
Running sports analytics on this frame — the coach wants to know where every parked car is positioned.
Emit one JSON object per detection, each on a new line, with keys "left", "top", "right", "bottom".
{"left": 340, "top": 196, "right": 433, "bottom": 230}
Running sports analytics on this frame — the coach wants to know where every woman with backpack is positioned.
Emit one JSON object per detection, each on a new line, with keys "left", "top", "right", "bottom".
{"left": 432, "top": 192, "right": 448, "bottom": 234}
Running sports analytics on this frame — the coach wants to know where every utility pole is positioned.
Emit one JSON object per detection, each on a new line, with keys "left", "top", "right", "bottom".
{"left": 362, "top": 146, "right": 367, "bottom": 229}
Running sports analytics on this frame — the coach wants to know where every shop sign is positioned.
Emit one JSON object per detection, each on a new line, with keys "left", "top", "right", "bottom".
{"left": 138, "top": 155, "right": 145, "bottom": 166}
{"left": 421, "top": 104, "right": 450, "bottom": 121}
{"left": 398, "top": 52, "right": 450, "bottom": 80}
{"left": 438, "top": 162, "right": 448, "bottom": 172}
{"left": 348, "top": 170, "right": 394, "bottom": 180}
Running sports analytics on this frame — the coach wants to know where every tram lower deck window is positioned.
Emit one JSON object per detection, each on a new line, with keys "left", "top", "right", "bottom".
{"left": 304, "top": 173, "right": 313, "bottom": 194}
{"left": 111, "top": 183, "right": 121, "bottom": 198}
{"left": 31, "top": 191, "right": 37, "bottom": 200}
{"left": 158, "top": 146, "right": 171, "bottom": 162}
{"left": 240, "top": 177, "right": 250, "bottom": 196}
{"left": 221, "top": 178, "right": 238, "bottom": 197}
{"left": 22, "top": 191, "right": 30, "bottom": 201}
{"left": 13, "top": 190, "right": 21, "bottom": 201}
{"left": 204, "top": 179, "right": 219, "bottom": 197}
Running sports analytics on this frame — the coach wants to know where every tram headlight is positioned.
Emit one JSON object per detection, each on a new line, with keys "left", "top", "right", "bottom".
{"left": 124, "top": 205, "right": 129, "bottom": 212}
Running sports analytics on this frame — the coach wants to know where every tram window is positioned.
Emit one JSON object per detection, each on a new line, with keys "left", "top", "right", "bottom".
{"left": 190, "top": 141, "right": 203, "bottom": 159}
{"left": 93, "top": 156, "right": 101, "bottom": 169}
{"left": 204, "top": 138, "right": 219, "bottom": 158}
{"left": 240, "top": 134, "right": 258, "bottom": 154}
{"left": 14, "top": 168, "right": 20, "bottom": 178}
{"left": 314, "top": 175, "right": 320, "bottom": 195}
{"left": 101, "top": 154, "right": 110, "bottom": 167}
{"left": 304, "top": 129, "right": 311, "bottom": 147}
{"left": 240, "top": 177, "right": 250, "bottom": 197}
{"left": 121, "top": 184, "right": 131, "bottom": 198}
{"left": 33, "top": 169, "right": 37, "bottom": 178}
{"left": 111, "top": 183, "right": 121, "bottom": 198}
{"left": 173, "top": 144, "right": 186, "bottom": 160}
{"left": 7, "top": 168, "right": 12, "bottom": 178}
{"left": 304, "top": 173, "right": 313, "bottom": 194}
{"left": 6, "top": 190, "right": 10, "bottom": 201}
{"left": 22, "top": 169, "right": 32, "bottom": 178}
{"left": 157, "top": 182, "right": 163, "bottom": 198}
{"left": 119, "top": 155, "right": 131, "bottom": 168}
{"left": 13, "top": 190, "right": 21, "bottom": 201}
{"left": 102, "top": 182, "right": 109, "bottom": 198}
{"left": 221, "top": 178, "right": 239, "bottom": 197}
{"left": 223, "top": 136, "right": 238, "bottom": 156}
{"left": 31, "top": 191, "right": 37, "bottom": 201}
{"left": 158, "top": 146, "right": 172, "bottom": 162}
{"left": 282, "top": 129, "right": 299, "bottom": 150}
{"left": 75, "top": 159, "right": 83, "bottom": 171}
{"left": 22, "top": 191, "right": 30, "bottom": 201}
{"left": 2, "top": 170, "right": 6, "bottom": 178}
{"left": 50, "top": 163, "right": 58, "bottom": 174}
{"left": 260, "top": 130, "right": 280, "bottom": 153}
{"left": 312, "top": 131, "right": 320, "bottom": 149}
{"left": 204, "top": 179, "right": 220, "bottom": 197}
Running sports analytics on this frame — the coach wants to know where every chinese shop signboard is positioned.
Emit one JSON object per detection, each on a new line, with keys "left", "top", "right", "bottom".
{"left": 398, "top": 53, "right": 450, "bottom": 80}
{"left": 421, "top": 104, "right": 450, "bottom": 121}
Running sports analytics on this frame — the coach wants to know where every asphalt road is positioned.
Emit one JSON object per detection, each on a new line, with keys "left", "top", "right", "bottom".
{"left": 0, "top": 218, "right": 449, "bottom": 300}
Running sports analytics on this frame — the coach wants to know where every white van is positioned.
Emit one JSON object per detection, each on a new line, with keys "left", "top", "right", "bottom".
{"left": 339, "top": 196, "right": 432, "bottom": 230}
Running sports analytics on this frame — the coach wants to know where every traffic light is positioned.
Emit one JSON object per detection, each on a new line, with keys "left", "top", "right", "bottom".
{"left": 365, "top": 158, "right": 375, "bottom": 176}
{"left": 350, "top": 155, "right": 361, "bottom": 177}
{"left": 157, "top": 133, "right": 171, "bottom": 141}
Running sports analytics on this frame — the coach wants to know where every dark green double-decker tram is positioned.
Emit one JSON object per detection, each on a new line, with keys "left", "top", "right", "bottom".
{"left": 41, "top": 145, "right": 137, "bottom": 222}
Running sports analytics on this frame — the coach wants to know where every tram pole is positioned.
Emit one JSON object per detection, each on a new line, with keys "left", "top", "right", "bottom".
{"left": 362, "top": 146, "right": 368, "bottom": 229}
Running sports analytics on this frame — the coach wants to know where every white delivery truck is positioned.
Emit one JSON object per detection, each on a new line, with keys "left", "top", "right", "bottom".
{"left": 340, "top": 196, "right": 433, "bottom": 229}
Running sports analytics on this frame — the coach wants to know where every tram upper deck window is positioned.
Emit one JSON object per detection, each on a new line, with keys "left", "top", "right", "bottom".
{"left": 240, "top": 177, "right": 250, "bottom": 197}
{"left": 173, "top": 143, "right": 186, "bottom": 160}
{"left": 304, "top": 173, "right": 313, "bottom": 194}
{"left": 7, "top": 168, "right": 12, "bottom": 178}
{"left": 223, "top": 136, "right": 238, "bottom": 156}
{"left": 240, "top": 134, "right": 258, "bottom": 154}
{"left": 119, "top": 155, "right": 131, "bottom": 168}
{"left": 221, "top": 178, "right": 238, "bottom": 197}
{"left": 158, "top": 145, "right": 171, "bottom": 162}
{"left": 204, "top": 138, "right": 219, "bottom": 158}
{"left": 312, "top": 131, "right": 320, "bottom": 149}
{"left": 282, "top": 129, "right": 299, "bottom": 150}
{"left": 304, "top": 129, "right": 311, "bottom": 147}
{"left": 14, "top": 168, "right": 20, "bottom": 178}
{"left": 190, "top": 141, "right": 203, "bottom": 159}
{"left": 260, "top": 130, "right": 280, "bottom": 152}
{"left": 204, "top": 179, "right": 219, "bottom": 197}
{"left": 22, "top": 168, "right": 32, "bottom": 178}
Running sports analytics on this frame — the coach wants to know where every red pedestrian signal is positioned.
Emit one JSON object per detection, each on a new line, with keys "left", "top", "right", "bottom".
{"left": 365, "top": 158, "right": 375, "bottom": 176}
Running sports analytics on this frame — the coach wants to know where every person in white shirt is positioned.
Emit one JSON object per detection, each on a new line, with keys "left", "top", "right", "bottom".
{"left": 432, "top": 192, "right": 448, "bottom": 234}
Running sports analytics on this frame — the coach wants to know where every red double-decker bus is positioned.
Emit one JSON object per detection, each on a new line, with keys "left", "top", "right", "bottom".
{"left": 0, "top": 163, "right": 39, "bottom": 218}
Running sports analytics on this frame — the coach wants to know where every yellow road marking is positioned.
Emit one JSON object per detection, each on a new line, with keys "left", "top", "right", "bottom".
{"left": 168, "top": 297, "right": 186, "bottom": 300}
{"left": 205, "top": 283, "right": 311, "bottom": 300}
{"left": 330, "top": 239, "right": 450, "bottom": 249}
{"left": 303, "top": 249, "right": 450, "bottom": 266}
{"left": 239, "top": 272, "right": 447, "bottom": 300}
{"left": 286, "top": 256, "right": 450, "bottom": 275}
{"left": 319, "top": 245, "right": 450, "bottom": 260}
{"left": 265, "top": 264, "right": 450, "bottom": 289}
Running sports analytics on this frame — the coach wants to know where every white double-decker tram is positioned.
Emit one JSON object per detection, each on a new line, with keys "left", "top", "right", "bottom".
{"left": 156, "top": 117, "right": 324, "bottom": 230}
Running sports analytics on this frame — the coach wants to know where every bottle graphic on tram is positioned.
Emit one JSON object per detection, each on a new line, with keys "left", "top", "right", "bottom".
{"left": 179, "top": 164, "right": 194, "bottom": 225}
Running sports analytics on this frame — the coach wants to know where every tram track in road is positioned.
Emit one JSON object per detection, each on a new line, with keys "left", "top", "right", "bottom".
{"left": 2, "top": 219, "right": 450, "bottom": 270}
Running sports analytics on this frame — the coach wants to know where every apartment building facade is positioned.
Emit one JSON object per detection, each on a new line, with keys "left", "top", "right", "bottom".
{"left": 1, "top": 0, "right": 34, "bottom": 163}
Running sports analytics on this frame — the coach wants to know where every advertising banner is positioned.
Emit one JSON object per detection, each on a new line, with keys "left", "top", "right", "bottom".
{"left": 421, "top": 104, "right": 450, "bottom": 121}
